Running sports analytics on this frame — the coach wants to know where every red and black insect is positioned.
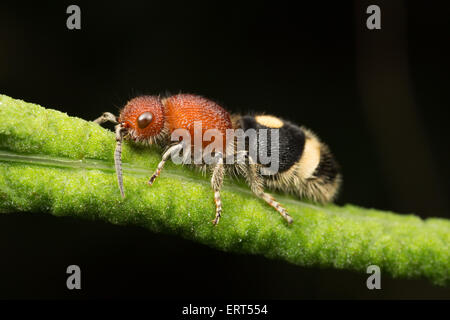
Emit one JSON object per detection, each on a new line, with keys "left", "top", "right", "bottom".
{"left": 94, "top": 93, "right": 341, "bottom": 225}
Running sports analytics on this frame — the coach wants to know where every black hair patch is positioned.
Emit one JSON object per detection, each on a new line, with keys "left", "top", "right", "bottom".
{"left": 313, "top": 145, "right": 340, "bottom": 183}
{"left": 239, "top": 115, "right": 306, "bottom": 173}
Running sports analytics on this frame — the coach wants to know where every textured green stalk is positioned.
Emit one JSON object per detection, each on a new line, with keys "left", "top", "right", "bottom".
{"left": 0, "top": 94, "right": 449, "bottom": 286}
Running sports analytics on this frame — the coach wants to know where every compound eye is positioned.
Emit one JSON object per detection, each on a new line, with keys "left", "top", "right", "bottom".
{"left": 137, "top": 112, "right": 153, "bottom": 129}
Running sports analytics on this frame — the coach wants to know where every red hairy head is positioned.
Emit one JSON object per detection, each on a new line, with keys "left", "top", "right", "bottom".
{"left": 119, "top": 96, "right": 165, "bottom": 140}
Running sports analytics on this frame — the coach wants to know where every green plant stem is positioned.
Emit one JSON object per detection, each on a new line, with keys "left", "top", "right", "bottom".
{"left": 0, "top": 94, "right": 449, "bottom": 286}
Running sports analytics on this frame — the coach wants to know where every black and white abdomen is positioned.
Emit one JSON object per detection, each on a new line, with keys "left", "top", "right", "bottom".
{"left": 236, "top": 114, "right": 342, "bottom": 203}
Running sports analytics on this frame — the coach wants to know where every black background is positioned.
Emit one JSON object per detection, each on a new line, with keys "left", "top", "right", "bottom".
{"left": 0, "top": 0, "right": 449, "bottom": 299}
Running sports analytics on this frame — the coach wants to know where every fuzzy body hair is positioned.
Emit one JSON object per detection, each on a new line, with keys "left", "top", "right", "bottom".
{"left": 232, "top": 115, "right": 342, "bottom": 204}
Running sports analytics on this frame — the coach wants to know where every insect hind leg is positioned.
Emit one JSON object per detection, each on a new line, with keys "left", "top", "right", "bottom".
{"left": 246, "top": 162, "right": 293, "bottom": 225}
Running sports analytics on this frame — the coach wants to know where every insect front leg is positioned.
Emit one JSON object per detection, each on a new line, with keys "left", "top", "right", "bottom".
{"left": 148, "top": 142, "right": 184, "bottom": 186}
{"left": 246, "top": 160, "right": 293, "bottom": 225}
{"left": 210, "top": 152, "right": 225, "bottom": 225}
{"left": 93, "top": 112, "right": 118, "bottom": 125}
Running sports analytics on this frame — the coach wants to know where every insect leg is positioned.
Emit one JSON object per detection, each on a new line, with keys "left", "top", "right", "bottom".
{"left": 210, "top": 153, "right": 225, "bottom": 225}
{"left": 94, "top": 112, "right": 118, "bottom": 125}
{"left": 148, "top": 142, "right": 184, "bottom": 186}
{"left": 246, "top": 161, "right": 293, "bottom": 225}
